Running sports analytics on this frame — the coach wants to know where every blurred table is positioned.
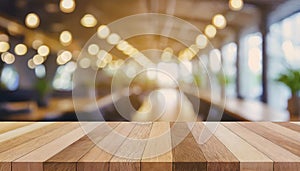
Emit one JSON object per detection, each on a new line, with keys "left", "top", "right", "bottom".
{"left": 0, "top": 122, "right": 300, "bottom": 171}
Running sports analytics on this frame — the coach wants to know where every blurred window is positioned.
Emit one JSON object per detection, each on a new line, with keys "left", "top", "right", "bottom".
{"left": 0, "top": 65, "right": 19, "bottom": 91}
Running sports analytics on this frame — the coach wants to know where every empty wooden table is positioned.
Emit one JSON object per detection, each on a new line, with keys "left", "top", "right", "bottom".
{"left": 0, "top": 122, "right": 300, "bottom": 171}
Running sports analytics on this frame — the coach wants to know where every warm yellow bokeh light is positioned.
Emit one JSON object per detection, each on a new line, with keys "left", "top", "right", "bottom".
{"left": 0, "top": 41, "right": 10, "bottom": 53}
{"left": 32, "top": 40, "right": 43, "bottom": 49}
{"left": 14, "top": 44, "right": 27, "bottom": 56}
{"left": 59, "top": 30, "right": 72, "bottom": 46}
{"left": 33, "top": 54, "right": 45, "bottom": 65}
{"left": 229, "top": 0, "right": 244, "bottom": 11}
{"left": 79, "top": 58, "right": 91, "bottom": 68}
{"left": 25, "top": 13, "right": 40, "bottom": 28}
{"left": 212, "top": 14, "right": 227, "bottom": 29}
{"left": 3, "top": 52, "right": 15, "bottom": 64}
{"left": 0, "top": 34, "right": 9, "bottom": 42}
{"left": 161, "top": 47, "right": 173, "bottom": 61}
{"left": 204, "top": 25, "right": 217, "bottom": 39}
{"left": 195, "top": 34, "right": 208, "bottom": 49}
{"left": 107, "top": 33, "right": 121, "bottom": 45}
{"left": 97, "top": 25, "right": 110, "bottom": 39}
{"left": 88, "top": 44, "right": 99, "bottom": 55}
{"left": 80, "top": 14, "right": 97, "bottom": 28}
{"left": 59, "top": 0, "right": 76, "bottom": 13}
{"left": 61, "top": 50, "right": 72, "bottom": 62}
{"left": 38, "top": 45, "right": 50, "bottom": 56}
{"left": 27, "top": 59, "right": 36, "bottom": 69}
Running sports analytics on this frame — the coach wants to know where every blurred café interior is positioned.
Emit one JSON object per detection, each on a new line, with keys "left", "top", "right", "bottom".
{"left": 0, "top": 0, "right": 299, "bottom": 122}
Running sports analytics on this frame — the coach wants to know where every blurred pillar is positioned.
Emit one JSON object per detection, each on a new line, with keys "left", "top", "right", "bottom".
{"left": 234, "top": 28, "right": 242, "bottom": 99}
{"left": 260, "top": 7, "right": 271, "bottom": 103}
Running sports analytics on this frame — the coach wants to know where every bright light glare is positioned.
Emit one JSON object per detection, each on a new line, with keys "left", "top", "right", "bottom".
{"left": 25, "top": 13, "right": 40, "bottom": 28}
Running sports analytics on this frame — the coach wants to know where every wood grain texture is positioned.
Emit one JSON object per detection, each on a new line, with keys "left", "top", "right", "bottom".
{"left": 142, "top": 122, "right": 172, "bottom": 171}
{"left": 78, "top": 122, "right": 135, "bottom": 171}
{"left": 171, "top": 122, "right": 206, "bottom": 171}
{"left": 110, "top": 123, "right": 152, "bottom": 171}
{"left": 223, "top": 122, "right": 300, "bottom": 171}
{"left": 240, "top": 122, "right": 300, "bottom": 157}
{"left": 0, "top": 122, "right": 32, "bottom": 134}
{"left": 0, "top": 122, "right": 299, "bottom": 171}
{"left": 12, "top": 122, "right": 97, "bottom": 171}
{"left": 276, "top": 122, "right": 300, "bottom": 132}
{"left": 44, "top": 123, "right": 119, "bottom": 171}
{"left": 216, "top": 123, "right": 273, "bottom": 171}
{"left": 190, "top": 122, "right": 240, "bottom": 171}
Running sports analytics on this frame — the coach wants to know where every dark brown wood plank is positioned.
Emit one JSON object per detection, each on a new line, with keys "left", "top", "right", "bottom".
{"left": 171, "top": 122, "right": 206, "bottom": 171}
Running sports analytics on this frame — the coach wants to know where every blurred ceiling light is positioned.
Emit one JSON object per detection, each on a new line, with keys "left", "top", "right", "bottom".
{"left": 80, "top": 14, "right": 97, "bottom": 28}
{"left": 88, "top": 44, "right": 99, "bottom": 55}
{"left": 79, "top": 58, "right": 91, "bottom": 68}
{"left": 3, "top": 52, "right": 15, "bottom": 64}
{"left": 97, "top": 25, "right": 110, "bottom": 39}
{"left": 212, "top": 14, "right": 227, "bottom": 29}
{"left": 195, "top": 34, "right": 208, "bottom": 49}
{"left": 60, "top": 50, "right": 72, "bottom": 62}
{"left": 25, "top": 13, "right": 40, "bottom": 28}
{"left": 27, "top": 59, "right": 36, "bottom": 69}
{"left": 204, "top": 25, "right": 217, "bottom": 39}
{"left": 14, "top": 43, "right": 27, "bottom": 56}
{"left": 45, "top": 3, "right": 59, "bottom": 13}
{"left": 37, "top": 45, "right": 50, "bottom": 56}
{"left": 96, "top": 58, "right": 107, "bottom": 68}
{"left": 59, "top": 0, "right": 75, "bottom": 13}
{"left": 32, "top": 40, "right": 43, "bottom": 49}
{"left": 107, "top": 33, "right": 121, "bottom": 45}
{"left": 33, "top": 54, "right": 44, "bottom": 65}
{"left": 0, "top": 41, "right": 10, "bottom": 53}
{"left": 229, "top": 0, "right": 244, "bottom": 11}
{"left": 0, "top": 34, "right": 9, "bottom": 42}
{"left": 35, "top": 64, "right": 46, "bottom": 78}
{"left": 97, "top": 49, "right": 108, "bottom": 60}
{"left": 59, "top": 30, "right": 72, "bottom": 46}
{"left": 161, "top": 47, "right": 173, "bottom": 61}
{"left": 117, "top": 40, "right": 129, "bottom": 51}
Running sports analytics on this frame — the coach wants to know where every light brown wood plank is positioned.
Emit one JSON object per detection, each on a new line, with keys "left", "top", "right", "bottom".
{"left": 78, "top": 122, "right": 136, "bottom": 171}
{"left": 276, "top": 122, "right": 300, "bottom": 132}
{"left": 216, "top": 123, "right": 273, "bottom": 171}
{"left": 0, "top": 122, "right": 33, "bottom": 134}
{"left": 12, "top": 122, "right": 98, "bottom": 171}
{"left": 0, "top": 122, "right": 53, "bottom": 144}
{"left": 0, "top": 123, "right": 78, "bottom": 171}
{"left": 44, "top": 123, "right": 119, "bottom": 171}
{"left": 110, "top": 123, "right": 152, "bottom": 171}
{"left": 171, "top": 122, "right": 206, "bottom": 171}
{"left": 0, "top": 122, "right": 64, "bottom": 154}
{"left": 141, "top": 122, "right": 172, "bottom": 171}
{"left": 240, "top": 122, "right": 300, "bottom": 157}
{"left": 189, "top": 122, "right": 239, "bottom": 171}
{"left": 223, "top": 122, "right": 300, "bottom": 171}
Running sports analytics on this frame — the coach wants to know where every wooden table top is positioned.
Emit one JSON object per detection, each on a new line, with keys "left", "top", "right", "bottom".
{"left": 1, "top": 122, "right": 300, "bottom": 171}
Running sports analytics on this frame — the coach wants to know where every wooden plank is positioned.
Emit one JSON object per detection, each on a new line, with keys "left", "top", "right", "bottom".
{"left": 258, "top": 122, "right": 300, "bottom": 142}
{"left": 277, "top": 122, "right": 300, "bottom": 132}
{"left": 0, "top": 122, "right": 32, "bottom": 134}
{"left": 141, "top": 122, "right": 172, "bottom": 171}
{"left": 0, "top": 123, "right": 64, "bottom": 153}
{"left": 12, "top": 122, "right": 98, "bottom": 171}
{"left": 223, "top": 122, "right": 300, "bottom": 171}
{"left": 110, "top": 123, "right": 152, "bottom": 171}
{"left": 189, "top": 122, "right": 239, "bottom": 171}
{"left": 216, "top": 123, "right": 273, "bottom": 171}
{"left": 44, "top": 123, "right": 119, "bottom": 171}
{"left": 78, "top": 122, "right": 135, "bottom": 171}
{"left": 240, "top": 122, "right": 300, "bottom": 156}
{"left": 171, "top": 122, "right": 206, "bottom": 171}
{"left": 0, "top": 122, "right": 53, "bottom": 144}
{"left": 0, "top": 123, "right": 79, "bottom": 171}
